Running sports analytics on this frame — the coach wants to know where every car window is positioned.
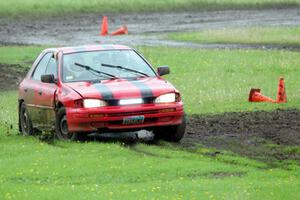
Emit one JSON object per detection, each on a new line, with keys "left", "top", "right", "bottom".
{"left": 45, "top": 55, "right": 57, "bottom": 79}
{"left": 32, "top": 53, "right": 52, "bottom": 81}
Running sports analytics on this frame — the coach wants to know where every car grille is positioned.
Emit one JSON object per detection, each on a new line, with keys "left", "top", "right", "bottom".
{"left": 107, "top": 110, "right": 159, "bottom": 117}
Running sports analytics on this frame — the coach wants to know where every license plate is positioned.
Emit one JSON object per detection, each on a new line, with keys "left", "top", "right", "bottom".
{"left": 123, "top": 116, "right": 144, "bottom": 125}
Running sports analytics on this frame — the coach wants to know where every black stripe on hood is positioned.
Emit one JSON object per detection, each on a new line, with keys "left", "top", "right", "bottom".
{"left": 93, "top": 83, "right": 114, "bottom": 100}
{"left": 131, "top": 80, "right": 153, "bottom": 98}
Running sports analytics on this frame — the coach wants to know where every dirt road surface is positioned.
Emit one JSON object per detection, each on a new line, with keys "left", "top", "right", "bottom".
{"left": 1, "top": 8, "right": 300, "bottom": 48}
{"left": 183, "top": 109, "right": 300, "bottom": 164}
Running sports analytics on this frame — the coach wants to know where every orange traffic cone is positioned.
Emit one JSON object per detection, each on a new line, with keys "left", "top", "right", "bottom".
{"left": 101, "top": 16, "right": 108, "bottom": 36}
{"left": 110, "top": 25, "right": 128, "bottom": 36}
{"left": 248, "top": 88, "right": 276, "bottom": 103}
{"left": 276, "top": 77, "right": 287, "bottom": 103}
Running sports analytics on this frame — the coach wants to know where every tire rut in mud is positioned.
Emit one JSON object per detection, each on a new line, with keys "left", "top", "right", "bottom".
{"left": 182, "top": 109, "right": 300, "bottom": 163}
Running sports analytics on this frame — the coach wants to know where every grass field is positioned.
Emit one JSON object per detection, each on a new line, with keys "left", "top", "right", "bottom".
{"left": 1, "top": 0, "right": 300, "bottom": 18}
{"left": 0, "top": 120, "right": 299, "bottom": 199}
{"left": 0, "top": 46, "right": 45, "bottom": 69}
{"left": 0, "top": 45, "right": 300, "bottom": 199}
{"left": 168, "top": 26, "right": 300, "bottom": 47}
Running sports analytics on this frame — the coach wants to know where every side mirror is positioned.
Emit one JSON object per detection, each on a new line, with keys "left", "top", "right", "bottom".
{"left": 157, "top": 66, "right": 170, "bottom": 76}
{"left": 41, "top": 74, "right": 56, "bottom": 84}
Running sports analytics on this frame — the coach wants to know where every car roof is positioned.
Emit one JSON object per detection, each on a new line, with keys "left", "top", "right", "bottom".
{"left": 44, "top": 44, "right": 132, "bottom": 54}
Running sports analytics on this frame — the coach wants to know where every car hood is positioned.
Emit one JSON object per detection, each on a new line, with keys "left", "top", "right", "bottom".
{"left": 64, "top": 77, "right": 177, "bottom": 100}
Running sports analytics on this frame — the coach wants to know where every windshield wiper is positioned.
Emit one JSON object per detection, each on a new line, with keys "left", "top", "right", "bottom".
{"left": 75, "top": 63, "right": 118, "bottom": 79}
{"left": 101, "top": 63, "right": 149, "bottom": 77}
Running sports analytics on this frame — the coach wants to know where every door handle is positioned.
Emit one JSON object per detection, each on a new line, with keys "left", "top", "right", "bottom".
{"left": 38, "top": 91, "right": 43, "bottom": 95}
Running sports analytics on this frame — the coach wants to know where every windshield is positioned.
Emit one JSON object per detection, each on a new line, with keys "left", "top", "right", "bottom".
{"left": 62, "top": 50, "right": 156, "bottom": 82}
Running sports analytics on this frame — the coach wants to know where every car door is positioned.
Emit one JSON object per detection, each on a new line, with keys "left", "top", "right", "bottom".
{"left": 35, "top": 53, "right": 58, "bottom": 129}
{"left": 25, "top": 52, "right": 52, "bottom": 125}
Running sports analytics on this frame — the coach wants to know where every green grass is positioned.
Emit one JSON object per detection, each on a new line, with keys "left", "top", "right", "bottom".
{"left": 168, "top": 26, "right": 300, "bottom": 47}
{"left": 1, "top": 46, "right": 300, "bottom": 199}
{"left": 0, "top": 135, "right": 299, "bottom": 199}
{"left": 1, "top": 0, "right": 300, "bottom": 18}
{"left": 0, "top": 46, "right": 44, "bottom": 66}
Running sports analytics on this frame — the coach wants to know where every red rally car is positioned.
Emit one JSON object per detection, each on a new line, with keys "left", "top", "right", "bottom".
{"left": 18, "top": 45, "right": 186, "bottom": 141}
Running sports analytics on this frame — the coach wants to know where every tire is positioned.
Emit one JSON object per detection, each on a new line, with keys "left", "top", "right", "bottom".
{"left": 19, "top": 102, "right": 34, "bottom": 136}
{"left": 55, "top": 107, "right": 79, "bottom": 141}
{"left": 154, "top": 115, "right": 186, "bottom": 142}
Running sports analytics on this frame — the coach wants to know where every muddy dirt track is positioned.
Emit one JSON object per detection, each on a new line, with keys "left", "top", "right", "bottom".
{"left": 0, "top": 9, "right": 299, "bottom": 164}
{"left": 183, "top": 109, "right": 300, "bottom": 163}
{"left": 1, "top": 8, "right": 300, "bottom": 48}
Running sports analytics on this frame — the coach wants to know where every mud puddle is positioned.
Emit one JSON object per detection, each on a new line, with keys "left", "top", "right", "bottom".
{"left": 1, "top": 9, "right": 300, "bottom": 48}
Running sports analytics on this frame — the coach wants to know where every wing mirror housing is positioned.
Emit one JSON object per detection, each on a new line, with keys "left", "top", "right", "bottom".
{"left": 157, "top": 66, "right": 170, "bottom": 76}
{"left": 41, "top": 74, "right": 56, "bottom": 84}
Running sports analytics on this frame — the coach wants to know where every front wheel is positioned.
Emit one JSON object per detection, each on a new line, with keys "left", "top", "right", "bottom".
{"left": 19, "top": 102, "right": 34, "bottom": 136}
{"left": 55, "top": 107, "right": 78, "bottom": 141}
{"left": 154, "top": 115, "right": 186, "bottom": 142}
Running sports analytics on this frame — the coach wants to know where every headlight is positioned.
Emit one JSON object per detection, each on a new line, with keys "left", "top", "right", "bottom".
{"left": 83, "top": 99, "right": 107, "bottom": 108}
{"left": 155, "top": 93, "right": 176, "bottom": 103}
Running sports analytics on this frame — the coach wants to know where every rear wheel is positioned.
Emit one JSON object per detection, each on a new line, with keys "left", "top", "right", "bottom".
{"left": 154, "top": 115, "right": 186, "bottom": 142}
{"left": 19, "top": 102, "right": 34, "bottom": 136}
{"left": 55, "top": 107, "right": 79, "bottom": 141}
